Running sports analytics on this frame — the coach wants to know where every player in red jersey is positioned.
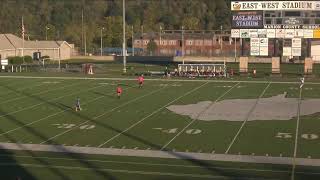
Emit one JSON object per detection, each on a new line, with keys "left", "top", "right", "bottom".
{"left": 116, "top": 86, "right": 122, "bottom": 99}
{"left": 138, "top": 74, "right": 144, "bottom": 88}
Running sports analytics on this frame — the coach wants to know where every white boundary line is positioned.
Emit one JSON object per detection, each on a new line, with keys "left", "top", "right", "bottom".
{"left": 225, "top": 82, "right": 271, "bottom": 154}
{"left": 161, "top": 82, "right": 240, "bottom": 150}
{"left": 0, "top": 83, "right": 114, "bottom": 137}
{"left": 40, "top": 86, "right": 168, "bottom": 144}
{"left": 97, "top": 82, "right": 210, "bottom": 148}
{"left": 0, "top": 80, "right": 84, "bottom": 105}
{"left": 0, "top": 75, "right": 316, "bottom": 84}
{"left": 0, "top": 163, "right": 277, "bottom": 180}
{"left": 0, "top": 154, "right": 289, "bottom": 173}
{"left": 291, "top": 87, "right": 303, "bottom": 180}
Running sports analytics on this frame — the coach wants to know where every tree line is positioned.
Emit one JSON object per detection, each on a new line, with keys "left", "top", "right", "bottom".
{"left": 0, "top": 0, "right": 231, "bottom": 53}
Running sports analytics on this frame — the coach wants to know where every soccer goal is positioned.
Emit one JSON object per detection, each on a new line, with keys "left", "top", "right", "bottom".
{"left": 178, "top": 64, "right": 226, "bottom": 78}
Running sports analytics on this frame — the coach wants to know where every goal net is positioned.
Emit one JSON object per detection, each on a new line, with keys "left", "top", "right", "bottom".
{"left": 178, "top": 64, "right": 226, "bottom": 77}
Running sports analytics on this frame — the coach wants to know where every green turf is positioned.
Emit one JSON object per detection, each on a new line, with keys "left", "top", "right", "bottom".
{"left": 0, "top": 77, "right": 320, "bottom": 179}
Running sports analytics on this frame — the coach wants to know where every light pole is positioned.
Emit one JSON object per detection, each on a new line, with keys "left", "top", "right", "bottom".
{"left": 100, "top": 27, "right": 104, "bottom": 56}
{"left": 132, "top": 25, "right": 134, "bottom": 56}
{"left": 122, "top": 0, "right": 127, "bottom": 73}
{"left": 181, "top": 26, "right": 185, "bottom": 64}
{"left": 45, "top": 26, "right": 50, "bottom": 40}
{"left": 159, "top": 25, "right": 162, "bottom": 56}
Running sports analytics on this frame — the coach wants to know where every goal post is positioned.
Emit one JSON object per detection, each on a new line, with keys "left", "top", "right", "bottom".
{"left": 178, "top": 63, "right": 227, "bottom": 77}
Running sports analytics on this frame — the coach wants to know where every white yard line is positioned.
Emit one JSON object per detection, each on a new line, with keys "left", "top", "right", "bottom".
{"left": 0, "top": 84, "right": 113, "bottom": 137}
{"left": 0, "top": 75, "right": 316, "bottom": 84}
{"left": 291, "top": 87, "right": 303, "bottom": 180}
{"left": 0, "top": 163, "right": 277, "bottom": 179}
{"left": 161, "top": 82, "right": 240, "bottom": 150}
{"left": 97, "top": 82, "right": 210, "bottom": 148}
{"left": 225, "top": 82, "right": 271, "bottom": 154}
{"left": 0, "top": 80, "right": 84, "bottom": 105}
{"left": 40, "top": 86, "right": 168, "bottom": 144}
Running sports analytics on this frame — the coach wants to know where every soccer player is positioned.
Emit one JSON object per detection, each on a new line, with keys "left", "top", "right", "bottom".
{"left": 300, "top": 77, "right": 305, "bottom": 89}
{"left": 117, "top": 86, "right": 122, "bottom": 99}
{"left": 138, "top": 74, "right": 144, "bottom": 88}
{"left": 253, "top": 68, "right": 257, "bottom": 77}
{"left": 75, "top": 97, "right": 81, "bottom": 111}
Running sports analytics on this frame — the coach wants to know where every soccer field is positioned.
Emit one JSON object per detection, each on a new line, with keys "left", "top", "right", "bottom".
{"left": 1, "top": 76, "right": 320, "bottom": 179}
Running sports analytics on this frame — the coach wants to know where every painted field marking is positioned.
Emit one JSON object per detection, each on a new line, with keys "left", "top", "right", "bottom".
{"left": 161, "top": 82, "right": 240, "bottom": 151}
{"left": 291, "top": 87, "right": 303, "bottom": 180}
{"left": 0, "top": 163, "right": 280, "bottom": 179}
{"left": 0, "top": 83, "right": 114, "bottom": 137}
{"left": 97, "top": 82, "right": 210, "bottom": 148}
{"left": 39, "top": 86, "right": 167, "bottom": 144}
{"left": 225, "top": 82, "right": 271, "bottom": 154}
{"left": 2, "top": 75, "right": 320, "bottom": 85}
{"left": 0, "top": 81, "right": 103, "bottom": 120}
{"left": 0, "top": 80, "right": 84, "bottom": 105}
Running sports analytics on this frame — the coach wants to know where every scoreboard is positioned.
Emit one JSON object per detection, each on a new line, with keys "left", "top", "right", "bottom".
{"left": 231, "top": 1, "right": 320, "bottom": 57}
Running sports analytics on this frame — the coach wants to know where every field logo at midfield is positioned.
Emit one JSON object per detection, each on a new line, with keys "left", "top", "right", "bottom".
{"left": 166, "top": 93, "right": 320, "bottom": 121}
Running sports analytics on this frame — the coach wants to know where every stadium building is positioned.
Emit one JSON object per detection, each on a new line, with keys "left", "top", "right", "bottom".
{"left": 0, "top": 33, "right": 73, "bottom": 60}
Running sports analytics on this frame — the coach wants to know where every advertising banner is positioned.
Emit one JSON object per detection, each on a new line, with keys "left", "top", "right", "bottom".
{"left": 304, "top": 29, "right": 314, "bottom": 38}
{"left": 285, "top": 29, "right": 295, "bottom": 38}
{"left": 259, "top": 46, "right": 269, "bottom": 56}
{"left": 249, "top": 29, "right": 258, "bottom": 38}
{"left": 314, "top": 29, "right": 320, "bottom": 38}
{"left": 267, "top": 29, "right": 276, "bottom": 38}
{"left": 292, "top": 38, "right": 302, "bottom": 48}
{"left": 232, "top": 11, "right": 264, "bottom": 29}
{"left": 250, "top": 38, "right": 260, "bottom": 47}
{"left": 258, "top": 29, "right": 267, "bottom": 38}
{"left": 276, "top": 29, "right": 285, "bottom": 38}
{"left": 294, "top": 29, "right": 304, "bottom": 37}
{"left": 231, "top": 29, "right": 240, "bottom": 38}
{"left": 231, "top": 1, "right": 320, "bottom": 11}
{"left": 240, "top": 29, "right": 250, "bottom": 38}
{"left": 250, "top": 46, "right": 260, "bottom": 56}
{"left": 283, "top": 47, "right": 292, "bottom": 56}
{"left": 292, "top": 47, "right": 302, "bottom": 56}
{"left": 259, "top": 38, "right": 269, "bottom": 47}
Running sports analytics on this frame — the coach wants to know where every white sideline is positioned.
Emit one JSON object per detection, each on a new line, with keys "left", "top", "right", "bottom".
{"left": 161, "top": 82, "right": 240, "bottom": 150}
{"left": 225, "top": 82, "right": 271, "bottom": 154}
{"left": 40, "top": 85, "right": 168, "bottom": 144}
{"left": 1, "top": 142, "right": 320, "bottom": 167}
{"left": 0, "top": 163, "right": 276, "bottom": 180}
{"left": 0, "top": 75, "right": 317, "bottom": 84}
{"left": 97, "top": 82, "right": 210, "bottom": 148}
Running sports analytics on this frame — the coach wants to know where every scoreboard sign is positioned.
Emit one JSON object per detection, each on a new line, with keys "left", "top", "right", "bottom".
{"left": 232, "top": 11, "right": 263, "bottom": 29}
{"left": 231, "top": 1, "right": 320, "bottom": 11}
